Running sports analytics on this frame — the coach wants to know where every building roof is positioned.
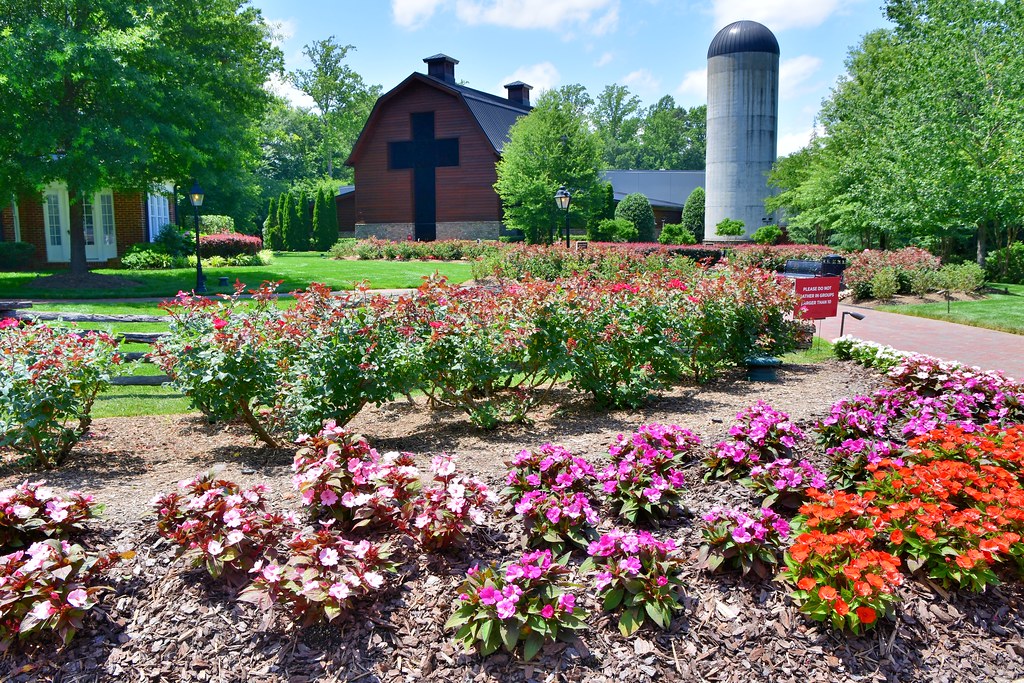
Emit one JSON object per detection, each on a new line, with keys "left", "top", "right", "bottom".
{"left": 346, "top": 72, "right": 531, "bottom": 166}
{"left": 708, "top": 20, "right": 780, "bottom": 59}
{"left": 601, "top": 170, "right": 706, "bottom": 209}
{"left": 336, "top": 185, "right": 355, "bottom": 197}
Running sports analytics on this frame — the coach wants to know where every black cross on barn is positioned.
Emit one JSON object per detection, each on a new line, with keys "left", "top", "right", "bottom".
{"left": 389, "top": 112, "right": 459, "bottom": 241}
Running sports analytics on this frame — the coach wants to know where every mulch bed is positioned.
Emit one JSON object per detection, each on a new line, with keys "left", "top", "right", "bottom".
{"left": 23, "top": 272, "right": 142, "bottom": 292}
{"left": 2, "top": 361, "right": 1023, "bottom": 682}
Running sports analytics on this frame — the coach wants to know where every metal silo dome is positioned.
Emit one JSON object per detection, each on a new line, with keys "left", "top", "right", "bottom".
{"left": 707, "top": 21, "right": 780, "bottom": 59}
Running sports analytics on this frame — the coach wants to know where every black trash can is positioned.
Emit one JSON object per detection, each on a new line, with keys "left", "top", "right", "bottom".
{"left": 821, "top": 254, "right": 848, "bottom": 278}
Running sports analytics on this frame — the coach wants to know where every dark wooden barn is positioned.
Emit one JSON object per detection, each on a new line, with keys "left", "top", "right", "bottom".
{"left": 345, "top": 54, "right": 531, "bottom": 241}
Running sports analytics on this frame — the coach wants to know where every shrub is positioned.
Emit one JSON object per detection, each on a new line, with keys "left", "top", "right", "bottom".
{"left": 700, "top": 507, "right": 791, "bottom": 578}
{"left": 447, "top": 549, "right": 585, "bottom": 661}
{"left": 153, "top": 224, "right": 194, "bottom": 257}
{"left": 908, "top": 268, "right": 937, "bottom": 296}
{"left": 589, "top": 218, "right": 637, "bottom": 243}
{"left": 312, "top": 189, "right": 338, "bottom": 251}
{"left": 0, "top": 242, "right": 35, "bottom": 269}
{"left": 869, "top": 267, "right": 900, "bottom": 300}
{"left": 681, "top": 187, "right": 705, "bottom": 242}
{"left": 199, "top": 215, "right": 234, "bottom": 235}
{"left": 585, "top": 530, "right": 685, "bottom": 635}
{"left": 614, "top": 193, "right": 656, "bottom": 243}
{"left": 198, "top": 232, "right": 262, "bottom": 258}
{"left": 706, "top": 401, "right": 805, "bottom": 479}
{"left": 595, "top": 424, "right": 699, "bottom": 523}
{"left": 153, "top": 472, "right": 293, "bottom": 586}
{"left": 328, "top": 238, "right": 358, "bottom": 258}
{"left": 936, "top": 262, "right": 985, "bottom": 293}
{"left": 715, "top": 218, "right": 745, "bottom": 237}
{"left": 0, "top": 321, "right": 121, "bottom": 468}
{"left": 291, "top": 423, "right": 420, "bottom": 532}
{"left": 658, "top": 223, "right": 696, "bottom": 245}
{"left": 398, "top": 454, "right": 496, "bottom": 551}
{"left": 0, "top": 482, "right": 100, "bottom": 548}
{"left": 985, "top": 241, "right": 1024, "bottom": 284}
{"left": 120, "top": 244, "right": 175, "bottom": 270}
{"left": 751, "top": 224, "right": 783, "bottom": 245}
{"left": 241, "top": 528, "right": 397, "bottom": 626}
{"left": 844, "top": 247, "right": 941, "bottom": 299}
{"left": 0, "top": 540, "right": 126, "bottom": 652}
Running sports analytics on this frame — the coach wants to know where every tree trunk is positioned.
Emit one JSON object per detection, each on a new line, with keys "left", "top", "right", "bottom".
{"left": 976, "top": 221, "right": 988, "bottom": 267}
{"left": 67, "top": 189, "right": 88, "bottom": 276}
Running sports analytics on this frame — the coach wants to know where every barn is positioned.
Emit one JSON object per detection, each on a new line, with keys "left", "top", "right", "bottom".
{"left": 345, "top": 54, "right": 531, "bottom": 241}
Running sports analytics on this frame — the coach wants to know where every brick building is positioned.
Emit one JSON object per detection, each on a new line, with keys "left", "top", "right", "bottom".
{"left": 345, "top": 54, "right": 531, "bottom": 241}
{"left": 0, "top": 183, "right": 176, "bottom": 266}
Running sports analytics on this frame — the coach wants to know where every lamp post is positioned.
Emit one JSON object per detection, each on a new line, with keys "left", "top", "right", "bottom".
{"left": 189, "top": 179, "right": 206, "bottom": 294}
{"left": 839, "top": 311, "right": 865, "bottom": 337}
{"left": 555, "top": 185, "right": 571, "bottom": 248}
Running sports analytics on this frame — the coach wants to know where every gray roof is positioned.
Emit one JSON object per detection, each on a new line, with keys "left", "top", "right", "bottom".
{"left": 423, "top": 74, "right": 531, "bottom": 153}
{"left": 601, "top": 170, "right": 705, "bottom": 209}
{"left": 708, "top": 21, "right": 780, "bottom": 58}
{"left": 336, "top": 185, "right": 354, "bottom": 197}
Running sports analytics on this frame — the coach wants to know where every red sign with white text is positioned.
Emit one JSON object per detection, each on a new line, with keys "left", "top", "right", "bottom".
{"left": 795, "top": 277, "right": 841, "bottom": 319}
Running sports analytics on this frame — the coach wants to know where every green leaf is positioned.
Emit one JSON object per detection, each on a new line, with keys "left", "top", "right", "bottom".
{"left": 501, "top": 621, "right": 519, "bottom": 652}
{"left": 603, "top": 588, "right": 624, "bottom": 612}
{"left": 645, "top": 601, "right": 666, "bottom": 629}
{"left": 619, "top": 607, "right": 642, "bottom": 637}
{"left": 523, "top": 633, "right": 545, "bottom": 661}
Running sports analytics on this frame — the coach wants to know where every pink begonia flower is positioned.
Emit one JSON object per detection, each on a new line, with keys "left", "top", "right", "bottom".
{"left": 352, "top": 540, "right": 371, "bottom": 558}
{"left": 558, "top": 593, "right": 576, "bottom": 612}
{"left": 226, "top": 530, "right": 244, "bottom": 545}
{"left": 262, "top": 564, "right": 282, "bottom": 583}
{"left": 45, "top": 501, "right": 69, "bottom": 523}
{"left": 328, "top": 582, "right": 350, "bottom": 601}
{"left": 207, "top": 540, "right": 224, "bottom": 556}
{"left": 364, "top": 572, "right": 384, "bottom": 589}
{"left": 656, "top": 576, "right": 669, "bottom": 587}
{"left": 525, "top": 474, "right": 541, "bottom": 488}
{"left": 319, "top": 548, "right": 339, "bottom": 566}
{"left": 594, "top": 572, "right": 614, "bottom": 591}
{"left": 432, "top": 455, "right": 456, "bottom": 477}
{"left": 643, "top": 487, "right": 661, "bottom": 503}
{"left": 506, "top": 564, "right": 525, "bottom": 581}
{"left": 66, "top": 589, "right": 89, "bottom": 608}
{"left": 478, "top": 585, "right": 500, "bottom": 605}
{"left": 222, "top": 508, "right": 242, "bottom": 528}
{"left": 496, "top": 598, "right": 517, "bottom": 620}
{"left": 545, "top": 506, "right": 562, "bottom": 524}
{"left": 29, "top": 600, "right": 57, "bottom": 621}
{"left": 618, "top": 557, "right": 642, "bottom": 575}
{"left": 541, "top": 604, "right": 555, "bottom": 619}
{"left": 320, "top": 489, "right": 339, "bottom": 506}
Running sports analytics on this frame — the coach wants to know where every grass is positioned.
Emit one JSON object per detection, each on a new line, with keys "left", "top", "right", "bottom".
{"left": 781, "top": 337, "right": 835, "bottom": 364}
{"left": 0, "top": 252, "right": 475, "bottom": 300}
{"left": 877, "top": 283, "right": 1024, "bottom": 335}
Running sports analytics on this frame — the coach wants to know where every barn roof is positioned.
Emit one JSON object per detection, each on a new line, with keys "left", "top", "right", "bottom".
{"left": 346, "top": 72, "right": 531, "bottom": 167}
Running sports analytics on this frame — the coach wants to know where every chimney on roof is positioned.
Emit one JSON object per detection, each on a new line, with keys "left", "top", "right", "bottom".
{"left": 504, "top": 81, "right": 533, "bottom": 106}
{"left": 424, "top": 54, "right": 458, "bottom": 83}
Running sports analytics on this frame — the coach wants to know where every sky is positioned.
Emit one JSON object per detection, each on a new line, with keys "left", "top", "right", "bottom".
{"left": 251, "top": 0, "right": 890, "bottom": 158}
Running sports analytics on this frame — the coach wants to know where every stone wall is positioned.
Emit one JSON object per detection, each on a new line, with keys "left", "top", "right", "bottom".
{"left": 355, "top": 223, "right": 415, "bottom": 241}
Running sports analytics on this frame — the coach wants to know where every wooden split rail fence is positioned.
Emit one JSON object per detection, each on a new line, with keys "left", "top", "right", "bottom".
{"left": 0, "top": 300, "right": 171, "bottom": 387}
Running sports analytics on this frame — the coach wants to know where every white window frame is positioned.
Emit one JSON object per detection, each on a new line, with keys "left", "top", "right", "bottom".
{"left": 147, "top": 191, "right": 171, "bottom": 242}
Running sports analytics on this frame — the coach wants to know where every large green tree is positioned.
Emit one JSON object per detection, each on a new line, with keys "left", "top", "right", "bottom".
{"left": 770, "top": 1, "right": 1024, "bottom": 263}
{"left": 637, "top": 98, "right": 706, "bottom": 171}
{"left": 288, "top": 38, "right": 380, "bottom": 177}
{"left": 592, "top": 85, "right": 642, "bottom": 169}
{"left": 0, "top": 0, "right": 281, "bottom": 274}
{"left": 495, "top": 86, "right": 604, "bottom": 244}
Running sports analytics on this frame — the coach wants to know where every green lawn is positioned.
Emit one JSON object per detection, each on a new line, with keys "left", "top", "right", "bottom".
{"left": 878, "top": 283, "right": 1024, "bottom": 335}
{"left": 781, "top": 337, "right": 835, "bottom": 364}
{"left": 0, "top": 252, "right": 475, "bottom": 300}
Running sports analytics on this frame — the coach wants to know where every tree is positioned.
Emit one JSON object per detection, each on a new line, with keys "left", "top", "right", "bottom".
{"left": 289, "top": 39, "right": 380, "bottom": 177}
{"left": 637, "top": 98, "right": 706, "bottom": 170}
{"left": 681, "top": 187, "right": 705, "bottom": 243}
{"left": 0, "top": 0, "right": 281, "bottom": 275}
{"left": 283, "top": 192, "right": 306, "bottom": 251}
{"left": 614, "top": 193, "right": 656, "bottom": 243}
{"left": 592, "top": 85, "right": 642, "bottom": 168}
{"left": 264, "top": 196, "right": 281, "bottom": 250}
{"left": 313, "top": 188, "right": 338, "bottom": 251}
{"left": 495, "top": 86, "right": 604, "bottom": 244}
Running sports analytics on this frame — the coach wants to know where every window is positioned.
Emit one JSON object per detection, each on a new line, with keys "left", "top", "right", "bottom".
{"left": 147, "top": 193, "right": 170, "bottom": 241}
{"left": 82, "top": 195, "right": 96, "bottom": 246}
{"left": 98, "top": 193, "right": 115, "bottom": 246}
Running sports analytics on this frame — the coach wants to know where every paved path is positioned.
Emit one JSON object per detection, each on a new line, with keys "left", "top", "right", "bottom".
{"left": 816, "top": 304, "right": 1024, "bottom": 379}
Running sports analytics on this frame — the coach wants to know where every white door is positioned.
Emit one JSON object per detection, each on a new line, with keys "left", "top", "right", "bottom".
{"left": 82, "top": 191, "right": 117, "bottom": 261}
{"left": 42, "top": 186, "right": 70, "bottom": 262}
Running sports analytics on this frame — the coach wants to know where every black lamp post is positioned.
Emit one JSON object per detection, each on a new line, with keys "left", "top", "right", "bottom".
{"left": 840, "top": 311, "right": 865, "bottom": 337}
{"left": 189, "top": 179, "right": 206, "bottom": 294}
{"left": 555, "top": 185, "right": 571, "bottom": 248}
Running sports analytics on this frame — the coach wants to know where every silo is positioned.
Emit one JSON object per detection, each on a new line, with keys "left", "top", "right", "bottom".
{"left": 704, "top": 20, "right": 780, "bottom": 241}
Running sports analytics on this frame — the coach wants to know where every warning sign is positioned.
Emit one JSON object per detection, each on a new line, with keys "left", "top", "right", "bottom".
{"left": 794, "top": 277, "right": 841, "bottom": 319}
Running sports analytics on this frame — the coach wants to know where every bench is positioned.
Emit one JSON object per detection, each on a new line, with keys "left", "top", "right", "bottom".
{"left": 783, "top": 259, "right": 822, "bottom": 278}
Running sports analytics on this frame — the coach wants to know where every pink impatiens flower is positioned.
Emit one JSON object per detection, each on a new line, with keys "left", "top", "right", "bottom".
{"left": 541, "top": 604, "right": 555, "bottom": 619}
{"left": 66, "top": 589, "right": 89, "bottom": 608}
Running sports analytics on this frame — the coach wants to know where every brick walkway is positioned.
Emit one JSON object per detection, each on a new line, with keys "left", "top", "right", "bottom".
{"left": 816, "top": 304, "right": 1024, "bottom": 379}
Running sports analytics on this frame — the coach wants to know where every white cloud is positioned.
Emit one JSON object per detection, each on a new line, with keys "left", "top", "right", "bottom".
{"left": 266, "top": 73, "right": 316, "bottom": 110}
{"left": 267, "top": 18, "right": 297, "bottom": 48}
{"left": 455, "top": 0, "right": 618, "bottom": 34}
{"left": 676, "top": 67, "right": 706, "bottom": 103}
{"left": 594, "top": 52, "right": 614, "bottom": 67}
{"left": 497, "top": 62, "right": 560, "bottom": 95}
{"left": 777, "top": 123, "right": 824, "bottom": 156}
{"left": 779, "top": 55, "right": 823, "bottom": 98}
{"left": 711, "top": 0, "right": 855, "bottom": 32}
{"left": 392, "top": 0, "right": 447, "bottom": 29}
{"left": 622, "top": 68, "right": 660, "bottom": 94}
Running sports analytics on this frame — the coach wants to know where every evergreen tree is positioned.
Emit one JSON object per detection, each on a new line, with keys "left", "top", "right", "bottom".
{"left": 614, "top": 193, "right": 656, "bottom": 243}
{"left": 313, "top": 189, "right": 338, "bottom": 250}
{"left": 264, "top": 196, "right": 281, "bottom": 250}
{"left": 602, "top": 182, "right": 616, "bottom": 221}
{"left": 681, "top": 187, "right": 705, "bottom": 243}
{"left": 283, "top": 191, "right": 305, "bottom": 251}
{"left": 301, "top": 192, "right": 314, "bottom": 249}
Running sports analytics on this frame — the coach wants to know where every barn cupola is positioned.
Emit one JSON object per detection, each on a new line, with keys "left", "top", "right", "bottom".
{"left": 424, "top": 54, "right": 459, "bottom": 83}
{"left": 504, "top": 81, "right": 532, "bottom": 106}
